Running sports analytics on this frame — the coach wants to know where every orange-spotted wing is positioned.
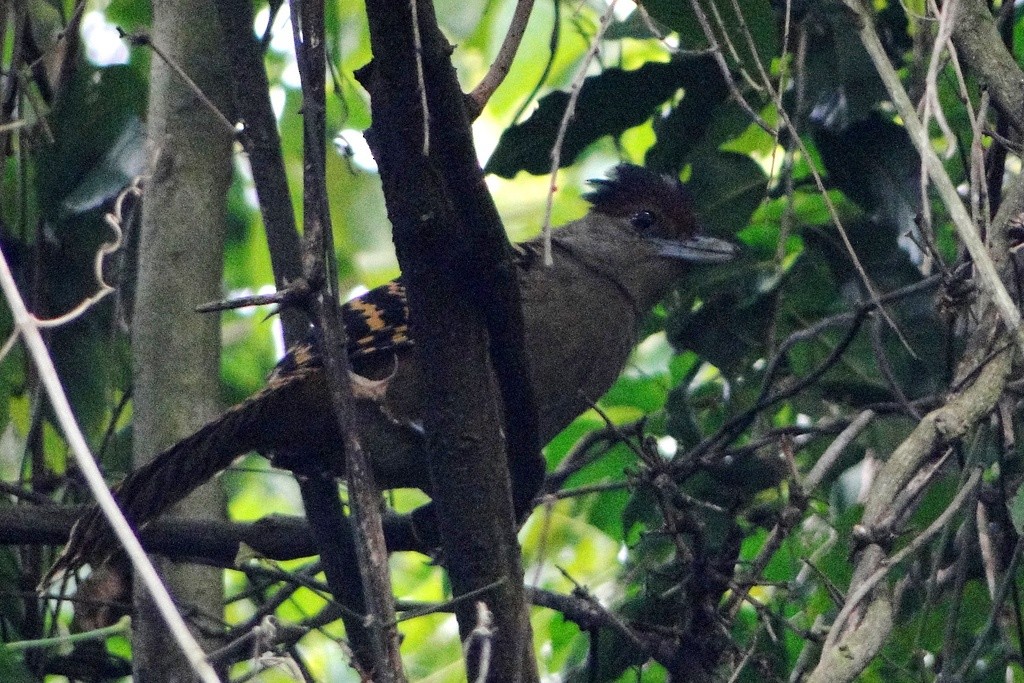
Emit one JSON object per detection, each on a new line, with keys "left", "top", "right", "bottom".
{"left": 273, "top": 279, "right": 413, "bottom": 375}
{"left": 343, "top": 280, "right": 412, "bottom": 359}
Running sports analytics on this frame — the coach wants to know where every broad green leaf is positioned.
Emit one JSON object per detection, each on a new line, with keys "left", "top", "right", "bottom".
{"left": 1010, "top": 484, "right": 1024, "bottom": 534}
{"left": 640, "top": 0, "right": 778, "bottom": 68}
{"left": 487, "top": 59, "right": 702, "bottom": 178}
{"left": 688, "top": 150, "right": 768, "bottom": 237}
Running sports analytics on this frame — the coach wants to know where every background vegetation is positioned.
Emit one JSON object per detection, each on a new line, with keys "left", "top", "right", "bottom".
{"left": 1, "top": 0, "right": 1023, "bottom": 680}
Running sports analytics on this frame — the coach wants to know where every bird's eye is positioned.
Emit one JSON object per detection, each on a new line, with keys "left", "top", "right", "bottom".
{"left": 630, "top": 210, "right": 656, "bottom": 232}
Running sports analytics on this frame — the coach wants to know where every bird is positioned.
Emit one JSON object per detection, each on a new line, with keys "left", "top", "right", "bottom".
{"left": 47, "top": 164, "right": 738, "bottom": 579}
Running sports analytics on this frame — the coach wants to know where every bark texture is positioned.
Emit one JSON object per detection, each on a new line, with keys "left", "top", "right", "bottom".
{"left": 130, "top": 0, "right": 232, "bottom": 679}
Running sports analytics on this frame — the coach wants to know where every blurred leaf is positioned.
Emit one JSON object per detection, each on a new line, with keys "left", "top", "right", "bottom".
{"left": 22, "top": 61, "right": 143, "bottom": 442}
{"left": 688, "top": 150, "right": 768, "bottom": 237}
{"left": 106, "top": 0, "right": 152, "bottom": 27}
{"left": 665, "top": 253, "right": 779, "bottom": 374}
{"left": 58, "top": 116, "right": 146, "bottom": 219}
{"left": 0, "top": 545, "right": 25, "bottom": 642}
{"left": 0, "top": 646, "right": 31, "bottom": 683}
{"left": 667, "top": 286, "right": 772, "bottom": 372}
{"left": 814, "top": 114, "right": 920, "bottom": 237}
{"left": 487, "top": 58, "right": 703, "bottom": 178}
{"left": 605, "top": 10, "right": 667, "bottom": 40}
{"left": 640, "top": 0, "right": 778, "bottom": 68}
{"left": 665, "top": 383, "right": 702, "bottom": 448}
{"left": 49, "top": 314, "right": 130, "bottom": 442}
{"left": 37, "top": 64, "right": 146, "bottom": 218}
{"left": 645, "top": 56, "right": 730, "bottom": 172}
{"left": 100, "top": 424, "right": 133, "bottom": 477}
{"left": 0, "top": 298, "right": 22, "bottom": 429}
{"left": 622, "top": 485, "right": 660, "bottom": 540}
{"left": 1010, "top": 485, "right": 1024, "bottom": 534}
{"left": 798, "top": 1, "right": 890, "bottom": 129}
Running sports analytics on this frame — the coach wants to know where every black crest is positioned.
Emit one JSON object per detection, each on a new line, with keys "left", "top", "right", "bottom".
{"left": 584, "top": 164, "right": 698, "bottom": 236}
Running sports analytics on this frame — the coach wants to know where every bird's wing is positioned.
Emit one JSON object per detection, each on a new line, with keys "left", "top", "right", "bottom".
{"left": 48, "top": 280, "right": 417, "bottom": 582}
{"left": 270, "top": 279, "right": 414, "bottom": 381}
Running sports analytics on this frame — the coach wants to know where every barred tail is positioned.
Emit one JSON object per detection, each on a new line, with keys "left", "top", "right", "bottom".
{"left": 44, "top": 370, "right": 316, "bottom": 584}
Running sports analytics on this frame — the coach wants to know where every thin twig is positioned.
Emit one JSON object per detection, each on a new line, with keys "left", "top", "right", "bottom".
{"left": 120, "top": 30, "right": 236, "bottom": 136}
{"left": 540, "top": 0, "right": 619, "bottom": 266}
{"left": 5, "top": 615, "right": 131, "bottom": 652}
{"left": 805, "top": 410, "right": 876, "bottom": 489}
{"left": 843, "top": 0, "right": 1024, "bottom": 356}
{"left": 920, "top": 0, "right": 959, "bottom": 159}
{"left": 724, "top": 412, "right": 873, "bottom": 621}
{"left": 396, "top": 579, "right": 506, "bottom": 624}
{"left": 685, "top": 275, "right": 940, "bottom": 462}
{"left": 467, "top": 0, "right": 535, "bottom": 119}
{"left": 689, "top": 0, "right": 914, "bottom": 353}
{"left": 950, "top": 532, "right": 1024, "bottom": 679}
{"left": 290, "top": 0, "right": 405, "bottom": 676}
{"left": 822, "top": 466, "right": 982, "bottom": 653}
{"left": 725, "top": 629, "right": 760, "bottom": 683}
{"left": 0, "top": 248, "right": 219, "bottom": 683}
{"left": 195, "top": 279, "right": 310, "bottom": 314}
{"left": 686, "top": 0, "right": 775, "bottom": 135}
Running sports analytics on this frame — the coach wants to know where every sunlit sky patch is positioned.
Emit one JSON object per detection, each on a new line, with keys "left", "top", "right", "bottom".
{"left": 254, "top": 6, "right": 301, "bottom": 88}
{"left": 81, "top": 11, "right": 129, "bottom": 66}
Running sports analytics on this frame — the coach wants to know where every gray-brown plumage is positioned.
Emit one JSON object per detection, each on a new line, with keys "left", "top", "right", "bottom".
{"left": 48, "top": 164, "right": 737, "bottom": 579}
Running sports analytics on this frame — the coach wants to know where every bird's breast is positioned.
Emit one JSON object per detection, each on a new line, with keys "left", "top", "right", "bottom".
{"left": 519, "top": 267, "right": 640, "bottom": 443}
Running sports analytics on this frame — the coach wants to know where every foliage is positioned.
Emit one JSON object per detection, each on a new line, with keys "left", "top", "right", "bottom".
{"left": 0, "top": 0, "right": 1022, "bottom": 681}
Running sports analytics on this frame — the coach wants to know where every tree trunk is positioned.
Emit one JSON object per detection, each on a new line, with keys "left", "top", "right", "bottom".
{"left": 131, "top": 0, "right": 232, "bottom": 679}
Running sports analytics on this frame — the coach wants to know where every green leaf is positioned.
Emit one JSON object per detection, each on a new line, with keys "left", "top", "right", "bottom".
{"left": 640, "top": 0, "right": 778, "bottom": 69}
{"left": 487, "top": 59, "right": 702, "bottom": 178}
{"left": 688, "top": 150, "right": 768, "bottom": 237}
{"left": 665, "top": 255, "right": 780, "bottom": 375}
{"left": 645, "top": 57, "right": 733, "bottom": 172}
{"left": 1010, "top": 485, "right": 1024, "bottom": 534}
{"left": 814, "top": 114, "right": 920, "bottom": 236}
{"left": 37, "top": 64, "right": 146, "bottom": 219}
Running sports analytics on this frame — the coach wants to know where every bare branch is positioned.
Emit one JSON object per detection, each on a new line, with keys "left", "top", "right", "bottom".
{"left": 821, "top": 467, "right": 982, "bottom": 655}
{"left": 467, "top": 0, "right": 535, "bottom": 119}
{"left": 121, "top": 30, "right": 236, "bottom": 136}
{"left": 540, "top": 0, "right": 619, "bottom": 266}
{"left": 842, "top": 0, "right": 1024, "bottom": 356}
{"left": 0, "top": 250, "right": 219, "bottom": 683}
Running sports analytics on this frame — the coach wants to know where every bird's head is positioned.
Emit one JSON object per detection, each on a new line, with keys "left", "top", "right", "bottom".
{"left": 546, "top": 164, "right": 738, "bottom": 309}
{"left": 540, "top": 163, "right": 741, "bottom": 313}
{"left": 582, "top": 163, "right": 738, "bottom": 265}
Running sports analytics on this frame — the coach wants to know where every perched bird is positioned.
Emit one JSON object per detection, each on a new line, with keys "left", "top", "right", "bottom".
{"left": 49, "top": 164, "right": 737, "bottom": 578}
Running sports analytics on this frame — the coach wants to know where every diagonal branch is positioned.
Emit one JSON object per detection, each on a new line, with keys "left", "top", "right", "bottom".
{"left": 0, "top": 251, "right": 219, "bottom": 683}
{"left": 289, "top": 0, "right": 405, "bottom": 678}
{"left": 466, "top": 0, "right": 535, "bottom": 120}
{"left": 842, "top": 0, "right": 1024, "bottom": 356}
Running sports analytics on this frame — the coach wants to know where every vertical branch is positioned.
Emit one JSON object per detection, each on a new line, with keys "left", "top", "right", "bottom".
{"left": 130, "top": 0, "right": 232, "bottom": 677}
{"left": 215, "top": 0, "right": 306, "bottom": 346}
{"left": 289, "top": 0, "right": 405, "bottom": 679}
{"left": 358, "top": 0, "right": 539, "bottom": 679}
